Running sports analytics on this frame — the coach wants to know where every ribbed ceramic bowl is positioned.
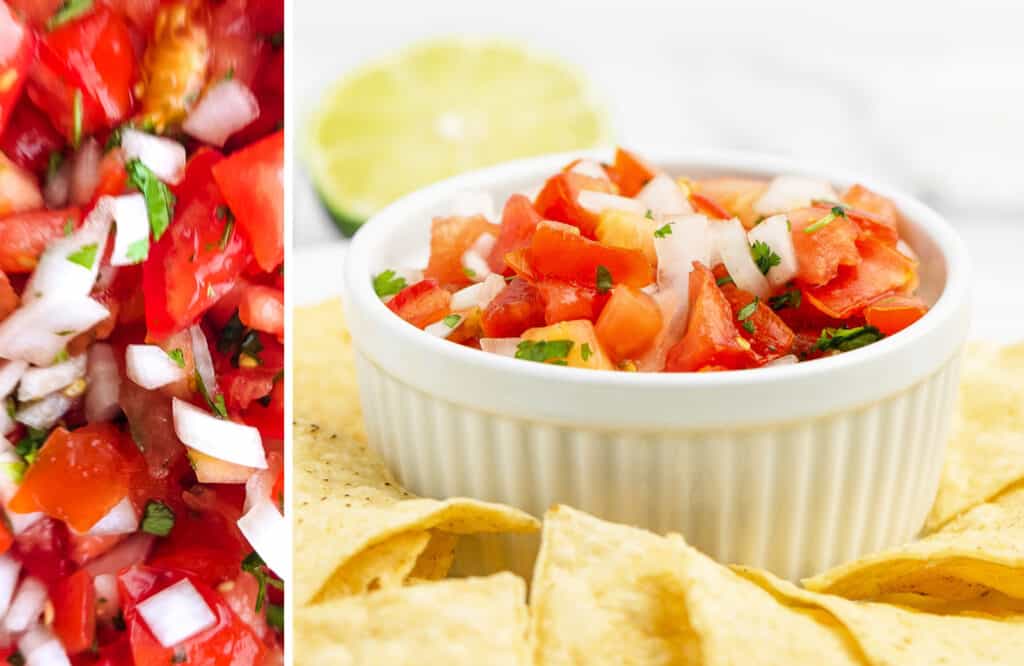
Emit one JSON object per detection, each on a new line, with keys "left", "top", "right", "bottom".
{"left": 341, "top": 150, "right": 971, "bottom": 580}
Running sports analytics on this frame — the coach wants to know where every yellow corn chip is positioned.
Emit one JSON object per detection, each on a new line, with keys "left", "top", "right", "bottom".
{"left": 296, "top": 573, "right": 530, "bottom": 665}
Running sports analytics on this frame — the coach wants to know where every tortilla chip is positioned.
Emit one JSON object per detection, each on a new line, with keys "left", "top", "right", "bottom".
{"left": 805, "top": 484, "right": 1024, "bottom": 603}
{"left": 737, "top": 565, "right": 1024, "bottom": 665}
{"left": 529, "top": 506, "right": 862, "bottom": 665}
{"left": 295, "top": 420, "right": 539, "bottom": 605}
{"left": 294, "top": 299, "right": 366, "bottom": 438}
{"left": 295, "top": 573, "right": 531, "bottom": 665}
{"left": 927, "top": 342, "right": 1024, "bottom": 530}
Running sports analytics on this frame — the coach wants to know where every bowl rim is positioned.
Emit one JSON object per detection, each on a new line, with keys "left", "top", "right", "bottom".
{"left": 342, "top": 149, "right": 972, "bottom": 429}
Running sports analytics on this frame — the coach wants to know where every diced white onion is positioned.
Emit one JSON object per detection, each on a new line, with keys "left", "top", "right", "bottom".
{"left": 460, "top": 245, "right": 492, "bottom": 283}
{"left": 577, "top": 190, "right": 646, "bottom": 216}
{"left": 137, "top": 579, "right": 216, "bottom": 647}
{"left": 121, "top": 129, "right": 186, "bottom": 185}
{"left": 897, "top": 239, "right": 918, "bottom": 262}
{"left": 637, "top": 289, "right": 687, "bottom": 372}
{"left": 0, "top": 556, "right": 21, "bottom": 620}
{"left": 69, "top": 138, "right": 101, "bottom": 207}
{"left": 753, "top": 175, "right": 837, "bottom": 217}
{"left": 636, "top": 174, "right": 692, "bottom": 217}
{"left": 82, "top": 497, "right": 138, "bottom": 536}
{"left": 424, "top": 315, "right": 463, "bottom": 339}
{"left": 450, "top": 273, "right": 504, "bottom": 311}
{"left": 126, "top": 344, "right": 185, "bottom": 390}
{"left": 237, "top": 500, "right": 288, "bottom": 577}
{"left": 766, "top": 354, "right": 799, "bottom": 367}
{"left": 20, "top": 626, "right": 70, "bottom": 666}
{"left": 109, "top": 194, "right": 151, "bottom": 266}
{"left": 182, "top": 79, "right": 260, "bottom": 148}
{"left": 568, "top": 159, "right": 608, "bottom": 181}
{"left": 0, "top": 296, "right": 109, "bottom": 366}
{"left": 477, "top": 273, "right": 506, "bottom": 309}
{"left": 94, "top": 573, "right": 120, "bottom": 620}
{"left": 713, "top": 218, "right": 771, "bottom": 299}
{"left": 172, "top": 398, "right": 267, "bottom": 469}
{"left": 7, "top": 510, "right": 43, "bottom": 535}
{"left": 43, "top": 159, "right": 71, "bottom": 210}
{"left": 23, "top": 200, "right": 112, "bottom": 305}
{"left": 747, "top": 214, "right": 798, "bottom": 288}
{"left": 243, "top": 468, "right": 275, "bottom": 514}
{"left": 188, "top": 449, "right": 254, "bottom": 484}
{"left": 84, "top": 534, "right": 155, "bottom": 577}
{"left": 0, "top": 409, "right": 12, "bottom": 436}
{"left": 451, "top": 190, "right": 497, "bottom": 222}
{"left": 85, "top": 343, "right": 120, "bottom": 423}
{"left": 189, "top": 326, "right": 216, "bottom": 395}
{"left": 654, "top": 214, "right": 711, "bottom": 295}
{"left": 17, "top": 355, "right": 86, "bottom": 402}
{"left": 480, "top": 338, "right": 521, "bottom": 357}
{"left": 0, "top": 360, "right": 27, "bottom": 399}
{"left": 4, "top": 576, "right": 47, "bottom": 633}
{"left": 16, "top": 392, "right": 72, "bottom": 430}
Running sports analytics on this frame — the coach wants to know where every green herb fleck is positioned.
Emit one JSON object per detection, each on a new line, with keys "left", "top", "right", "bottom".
{"left": 16, "top": 428, "right": 49, "bottom": 467}
{"left": 218, "top": 209, "right": 236, "bottom": 250}
{"left": 515, "top": 339, "right": 574, "bottom": 366}
{"left": 462, "top": 266, "right": 477, "bottom": 279}
{"left": 645, "top": 209, "right": 654, "bottom": 219}
{"left": 141, "top": 500, "right": 175, "bottom": 536}
{"left": 580, "top": 343, "right": 592, "bottom": 362}
{"left": 653, "top": 223, "right": 673, "bottom": 238}
{"left": 769, "top": 288, "right": 802, "bottom": 311}
{"left": 372, "top": 270, "right": 407, "bottom": 299}
{"left": 105, "top": 126, "right": 123, "bottom": 152}
{"left": 53, "top": 348, "right": 69, "bottom": 364}
{"left": 62, "top": 218, "right": 74, "bottom": 237}
{"left": 803, "top": 206, "right": 847, "bottom": 234}
{"left": 67, "top": 242, "right": 98, "bottom": 269}
{"left": 194, "top": 370, "right": 228, "bottom": 418}
{"left": 595, "top": 265, "right": 613, "bottom": 294}
{"left": 47, "top": 152, "right": 64, "bottom": 181}
{"left": 126, "top": 158, "right": 176, "bottom": 241}
{"left": 71, "top": 89, "right": 83, "bottom": 148}
{"left": 167, "top": 348, "right": 186, "bottom": 368}
{"left": 1, "top": 461, "right": 26, "bottom": 484}
{"left": 737, "top": 297, "right": 758, "bottom": 334}
{"left": 266, "top": 603, "right": 284, "bottom": 631}
{"left": 242, "top": 551, "right": 284, "bottom": 612}
{"left": 125, "top": 237, "right": 149, "bottom": 263}
{"left": 815, "top": 326, "right": 884, "bottom": 353}
{"left": 267, "top": 31, "right": 284, "bottom": 48}
{"left": 223, "top": 67, "right": 235, "bottom": 81}
{"left": 47, "top": 0, "right": 94, "bottom": 30}
{"left": 442, "top": 314, "right": 461, "bottom": 328}
{"left": 750, "top": 240, "right": 781, "bottom": 276}
{"left": 716, "top": 275, "right": 734, "bottom": 287}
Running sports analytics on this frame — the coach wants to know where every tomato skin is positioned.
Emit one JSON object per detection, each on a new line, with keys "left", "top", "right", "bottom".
{"left": 0, "top": 5, "right": 34, "bottom": 137}
{"left": 144, "top": 149, "right": 254, "bottom": 340}
{"left": 0, "top": 99, "right": 64, "bottom": 174}
{"left": 117, "top": 377, "right": 188, "bottom": 482}
{"left": 594, "top": 284, "right": 662, "bottom": 363}
{"left": 423, "top": 215, "right": 498, "bottom": 288}
{"left": 387, "top": 279, "right": 451, "bottom": 329}
{"left": 238, "top": 285, "right": 284, "bottom": 337}
{"left": 536, "top": 280, "right": 605, "bottom": 325}
{"left": 52, "top": 569, "right": 97, "bottom": 655}
{"left": 487, "top": 194, "right": 543, "bottom": 275}
{"left": 689, "top": 191, "right": 731, "bottom": 220}
{"left": 864, "top": 294, "right": 928, "bottom": 335}
{"left": 212, "top": 131, "right": 284, "bottom": 272}
{"left": 240, "top": 377, "right": 283, "bottom": 440}
{"left": 694, "top": 177, "right": 766, "bottom": 227}
{"left": 0, "top": 207, "right": 82, "bottom": 273}
{"left": 665, "top": 263, "right": 755, "bottom": 372}
{"left": 534, "top": 171, "right": 616, "bottom": 237}
{"left": 220, "top": 367, "right": 277, "bottom": 412}
{"left": 10, "top": 424, "right": 132, "bottom": 533}
{"left": 119, "top": 567, "right": 265, "bottom": 666}
{"left": 12, "top": 517, "right": 73, "bottom": 588}
{"left": 789, "top": 206, "right": 861, "bottom": 286}
{"left": 147, "top": 508, "right": 247, "bottom": 587}
{"left": 609, "top": 148, "right": 657, "bottom": 197}
{"left": 27, "top": 6, "right": 136, "bottom": 141}
{"left": 526, "top": 222, "right": 654, "bottom": 289}
{"left": 480, "top": 278, "right": 546, "bottom": 338}
{"left": 91, "top": 148, "right": 128, "bottom": 202}
{"left": 0, "top": 520, "right": 12, "bottom": 557}
{"left": 0, "top": 271, "right": 18, "bottom": 321}
{"left": 804, "top": 238, "right": 918, "bottom": 319}
{"left": 716, "top": 274, "right": 795, "bottom": 364}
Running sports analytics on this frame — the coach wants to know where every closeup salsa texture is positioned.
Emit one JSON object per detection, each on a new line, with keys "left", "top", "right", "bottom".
{"left": 377, "top": 148, "right": 928, "bottom": 372}
{"left": 0, "top": 0, "right": 284, "bottom": 664}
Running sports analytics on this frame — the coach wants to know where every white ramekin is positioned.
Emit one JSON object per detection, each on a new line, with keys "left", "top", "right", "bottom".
{"left": 341, "top": 150, "right": 972, "bottom": 580}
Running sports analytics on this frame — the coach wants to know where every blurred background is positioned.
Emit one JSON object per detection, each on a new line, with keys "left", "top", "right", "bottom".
{"left": 294, "top": 0, "right": 1023, "bottom": 340}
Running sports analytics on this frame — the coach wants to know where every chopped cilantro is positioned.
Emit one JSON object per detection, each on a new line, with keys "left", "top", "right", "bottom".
{"left": 194, "top": 370, "right": 228, "bottom": 418}
{"left": 62, "top": 218, "right": 74, "bottom": 237}
{"left": 47, "top": 152, "right": 64, "bottom": 181}
{"left": 742, "top": 319, "right": 755, "bottom": 334}
{"left": 167, "top": 348, "right": 186, "bottom": 368}
{"left": 71, "top": 89, "right": 83, "bottom": 148}
{"left": 769, "top": 288, "right": 802, "bottom": 311}
{"left": 442, "top": 314, "right": 461, "bottom": 328}
{"left": 141, "top": 500, "right": 175, "bottom": 536}
{"left": 242, "top": 551, "right": 284, "bottom": 612}
{"left": 15, "top": 428, "right": 49, "bottom": 466}
{"left": 750, "top": 240, "right": 781, "bottom": 275}
{"left": 1, "top": 461, "right": 26, "bottom": 484}
{"left": 716, "top": 275, "right": 734, "bottom": 287}
{"left": 815, "top": 326, "right": 884, "bottom": 353}
{"left": 372, "top": 270, "right": 407, "bottom": 299}
{"left": 126, "top": 158, "right": 176, "bottom": 241}
{"left": 47, "top": 0, "right": 93, "bottom": 30}
{"left": 53, "top": 348, "right": 69, "bottom": 364}
{"left": 580, "top": 343, "right": 592, "bottom": 361}
{"left": 515, "top": 339, "right": 573, "bottom": 366}
{"left": 105, "top": 126, "right": 123, "bottom": 152}
{"left": 218, "top": 213, "right": 235, "bottom": 250}
{"left": 653, "top": 223, "right": 673, "bottom": 238}
{"left": 595, "top": 265, "right": 613, "bottom": 294}
{"left": 737, "top": 297, "right": 758, "bottom": 334}
{"left": 67, "top": 243, "right": 98, "bottom": 269}
{"left": 125, "top": 237, "right": 149, "bottom": 263}
{"left": 266, "top": 603, "right": 284, "bottom": 631}
{"left": 803, "top": 206, "right": 847, "bottom": 234}
{"left": 462, "top": 266, "right": 477, "bottom": 279}
{"left": 644, "top": 209, "right": 654, "bottom": 219}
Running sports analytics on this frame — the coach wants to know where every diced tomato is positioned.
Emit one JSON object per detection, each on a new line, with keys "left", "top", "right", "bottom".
{"left": 220, "top": 571, "right": 272, "bottom": 642}
{"left": 119, "top": 567, "right": 265, "bottom": 666}
{"left": 536, "top": 280, "right": 605, "bottom": 325}
{"left": 487, "top": 194, "right": 543, "bottom": 275}
{"left": 423, "top": 214, "right": 498, "bottom": 288}
{"left": 227, "top": 48, "right": 283, "bottom": 150}
{"left": 248, "top": 0, "right": 285, "bottom": 34}
{"left": 694, "top": 177, "right": 767, "bottom": 226}
{"left": 52, "top": 569, "right": 97, "bottom": 655}
{"left": 239, "top": 285, "right": 284, "bottom": 337}
{"left": 0, "top": 99, "right": 64, "bottom": 174}
{"left": 102, "top": 0, "right": 161, "bottom": 34}
{"left": 12, "top": 517, "right": 72, "bottom": 588}
{"left": 28, "top": 6, "right": 136, "bottom": 141}
{"left": 387, "top": 279, "right": 451, "bottom": 329}
{"left": 220, "top": 367, "right": 278, "bottom": 412}
{"left": 0, "top": 4, "right": 34, "bottom": 137}
{"left": 0, "top": 271, "right": 18, "bottom": 321}
{"left": 789, "top": 206, "right": 861, "bottom": 286}
{"left": 271, "top": 469, "right": 284, "bottom": 507}
{"left": 840, "top": 185, "right": 901, "bottom": 245}
{"left": 480, "top": 278, "right": 546, "bottom": 338}
{"left": 665, "top": 263, "right": 755, "bottom": 372}
{"left": 4, "top": 0, "right": 63, "bottom": 27}
{"left": 239, "top": 374, "right": 284, "bottom": 440}
{"left": 0, "top": 521, "right": 11, "bottom": 557}
{"left": 689, "top": 191, "right": 732, "bottom": 220}
{"left": 716, "top": 274, "right": 795, "bottom": 364}
{"left": 521, "top": 320, "right": 614, "bottom": 370}
{"left": 609, "top": 147, "right": 657, "bottom": 197}
{"left": 208, "top": 0, "right": 271, "bottom": 87}
{"left": 804, "top": 238, "right": 918, "bottom": 319}
{"left": 864, "top": 294, "right": 928, "bottom": 335}
{"left": 594, "top": 284, "right": 663, "bottom": 363}
{"left": 91, "top": 148, "right": 128, "bottom": 201}
{"left": 117, "top": 378, "right": 188, "bottom": 482}
{"left": 144, "top": 149, "right": 254, "bottom": 339}
{"left": 212, "top": 130, "right": 284, "bottom": 272}
{"left": 0, "top": 151, "right": 43, "bottom": 216}
{"left": 534, "top": 171, "right": 617, "bottom": 237}
{"left": 526, "top": 222, "right": 654, "bottom": 289}
{"left": 147, "top": 506, "right": 248, "bottom": 587}
{"left": 11, "top": 425, "right": 132, "bottom": 533}
{"left": 0, "top": 207, "right": 82, "bottom": 273}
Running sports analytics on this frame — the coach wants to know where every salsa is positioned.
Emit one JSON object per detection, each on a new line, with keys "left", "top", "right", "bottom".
{"left": 0, "top": 1, "right": 284, "bottom": 664}
{"left": 377, "top": 148, "right": 928, "bottom": 372}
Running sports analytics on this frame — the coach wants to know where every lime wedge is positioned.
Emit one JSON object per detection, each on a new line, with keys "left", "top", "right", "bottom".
{"left": 303, "top": 39, "right": 612, "bottom": 235}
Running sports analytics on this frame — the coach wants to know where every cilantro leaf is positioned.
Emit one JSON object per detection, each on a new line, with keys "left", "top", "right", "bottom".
{"left": 644, "top": 209, "right": 654, "bottom": 219}
{"left": 815, "top": 326, "right": 884, "bottom": 353}
{"left": 126, "top": 158, "right": 176, "bottom": 241}
{"left": 442, "top": 314, "right": 461, "bottom": 328}
{"left": 242, "top": 551, "right": 283, "bottom": 612}
{"left": 769, "top": 288, "right": 802, "bottom": 311}
{"left": 217, "top": 206, "right": 236, "bottom": 249}
{"left": 372, "top": 270, "right": 407, "bottom": 299}
{"left": 67, "top": 243, "right": 98, "bottom": 269}
{"left": 716, "top": 275, "right": 734, "bottom": 287}
{"left": 515, "top": 339, "right": 573, "bottom": 365}
{"left": 167, "top": 348, "right": 186, "bottom": 368}
{"left": 803, "top": 206, "right": 847, "bottom": 234}
{"left": 266, "top": 604, "right": 284, "bottom": 631}
{"left": 737, "top": 297, "right": 758, "bottom": 334}
{"left": 580, "top": 343, "right": 592, "bottom": 362}
{"left": 750, "top": 240, "right": 781, "bottom": 275}
{"left": 141, "top": 500, "right": 175, "bottom": 536}
{"left": 653, "top": 223, "right": 673, "bottom": 238}
{"left": 596, "top": 265, "right": 613, "bottom": 294}
{"left": 47, "top": 0, "right": 94, "bottom": 30}
{"left": 16, "top": 428, "right": 50, "bottom": 466}
{"left": 194, "top": 370, "right": 228, "bottom": 418}
{"left": 125, "top": 237, "right": 149, "bottom": 263}
{"left": 62, "top": 218, "right": 74, "bottom": 237}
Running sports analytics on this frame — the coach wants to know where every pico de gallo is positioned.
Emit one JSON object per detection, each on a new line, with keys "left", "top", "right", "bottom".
{"left": 376, "top": 148, "right": 928, "bottom": 372}
{"left": 0, "top": 0, "right": 284, "bottom": 664}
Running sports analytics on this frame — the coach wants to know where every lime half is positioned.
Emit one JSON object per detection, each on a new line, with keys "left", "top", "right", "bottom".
{"left": 303, "top": 39, "right": 612, "bottom": 235}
